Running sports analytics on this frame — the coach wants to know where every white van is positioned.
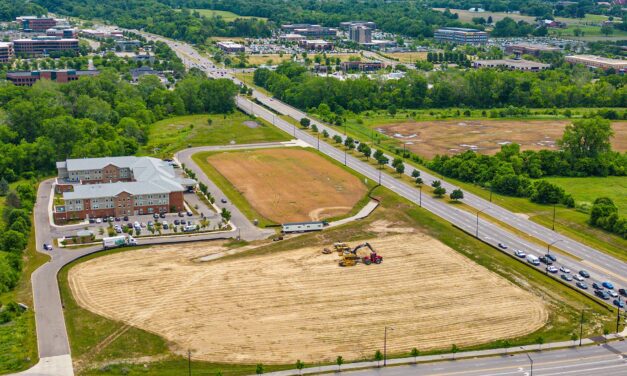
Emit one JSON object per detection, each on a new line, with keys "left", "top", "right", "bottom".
{"left": 526, "top": 254, "right": 540, "bottom": 266}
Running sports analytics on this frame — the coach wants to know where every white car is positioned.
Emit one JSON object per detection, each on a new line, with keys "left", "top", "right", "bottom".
{"left": 514, "top": 249, "right": 526, "bottom": 258}
{"left": 546, "top": 266, "right": 558, "bottom": 273}
{"left": 608, "top": 290, "right": 619, "bottom": 298}
{"left": 559, "top": 266, "right": 571, "bottom": 274}
{"left": 573, "top": 274, "right": 584, "bottom": 281}
{"left": 95, "top": 218, "right": 102, "bottom": 224}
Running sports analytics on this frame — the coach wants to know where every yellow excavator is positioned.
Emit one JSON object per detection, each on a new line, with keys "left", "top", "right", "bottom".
{"left": 338, "top": 242, "right": 383, "bottom": 267}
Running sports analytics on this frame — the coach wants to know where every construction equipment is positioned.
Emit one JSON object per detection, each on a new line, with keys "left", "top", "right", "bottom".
{"left": 333, "top": 242, "right": 351, "bottom": 255}
{"left": 338, "top": 242, "right": 383, "bottom": 266}
{"left": 322, "top": 247, "right": 332, "bottom": 254}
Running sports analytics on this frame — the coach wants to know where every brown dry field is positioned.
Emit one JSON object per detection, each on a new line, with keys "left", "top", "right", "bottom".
{"left": 68, "top": 232, "right": 547, "bottom": 364}
{"left": 377, "top": 120, "right": 627, "bottom": 158}
{"left": 206, "top": 148, "right": 367, "bottom": 223}
{"left": 386, "top": 52, "right": 428, "bottom": 63}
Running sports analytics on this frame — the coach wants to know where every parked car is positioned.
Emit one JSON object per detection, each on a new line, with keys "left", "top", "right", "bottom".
{"left": 115, "top": 217, "right": 121, "bottom": 222}
{"left": 140, "top": 222, "right": 146, "bottom": 228}
{"left": 498, "top": 243, "right": 507, "bottom": 249}
{"left": 178, "top": 212, "right": 184, "bottom": 217}
{"left": 186, "top": 211, "right": 193, "bottom": 216}
{"left": 602, "top": 281, "right": 614, "bottom": 289}
{"left": 559, "top": 266, "right": 570, "bottom": 274}
{"left": 115, "top": 227, "right": 122, "bottom": 234}
{"left": 579, "top": 270, "right": 590, "bottom": 278}
{"left": 174, "top": 219, "right": 180, "bottom": 225}
{"left": 592, "top": 282, "right": 604, "bottom": 290}
{"left": 43, "top": 243, "right": 53, "bottom": 251}
{"left": 545, "top": 253, "right": 557, "bottom": 262}
{"left": 573, "top": 274, "right": 584, "bottom": 282}
{"left": 123, "top": 216, "right": 129, "bottom": 221}
{"left": 514, "top": 249, "right": 526, "bottom": 258}
{"left": 89, "top": 218, "right": 96, "bottom": 224}
{"left": 221, "top": 198, "right": 227, "bottom": 204}
{"left": 613, "top": 299, "right": 625, "bottom": 308}
{"left": 162, "top": 221, "right": 168, "bottom": 229}
{"left": 96, "top": 218, "right": 102, "bottom": 224}
{"left": 561, "top": 274, "right": 573, "bottom": 281}
{"left": 108, "top": 216, "right": 114, "bottom": 222}
{"left": 160, "top": 213, "right": 166, "bottom": 218}
{"left": 576, "top": 281, "right": 588, "bottom": 289}
{"left": 619, "top": 288, "right": 627, "bottom": 297}
{"left": 153, "top": 213, "right": 159, "bottom": 219}
{"left": 133, "top": 221, "right": 140, "bottom": 229}
{"left": 546, "top": 266, "right": 558, "bottom": 273}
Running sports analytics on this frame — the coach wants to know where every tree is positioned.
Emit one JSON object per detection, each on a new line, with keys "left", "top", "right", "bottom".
{"left": 322, "top": 130, "right": 329, "bottom": 138}
{"left": 1, "top": 230, "right": 27, "bottom": 253}
{"left": 311, "top": 124, "right": 318, "bottom": 133}
{"left": 570, "top": 332, "right": 578, "bottom": 345}
{"left": 220, "top": 208, "right": 231, "bottom": 224}
{"left": 434, "top": 186, "right": 446, "bottom": 198}
{"left": 601, "top": 24, "right": 614, "bottom": 37}
{"left": 395, "top": 163, "right": 405, "bottom": 175}
{"left": 431, "top": 180, "right": 442, "bottom": 188}
{"left": 336, "top": 356, "right": 344, "bottom": 372}
{"left": 450, "top": 189, "right": 464, "bottom": 201}
{"left": 415, "top": 177, "right": 423, "bottom": 185}
{"left": 333, "top": 135, "right": 342, "bottom": 144}
{"left": 410, "top": 347, "right": 419, "bottom": 363}
{"left": 300, "top": 117, "right": 311, "bottom": 128}
{"left": 387, "top": 104, "right": 397, "bottom": 116}
{"left": 374, "top": 350, "right": 383, "bottom": 367}
{"left": 255, "top": 363, "right": 264, "bottom": 374}
{"left": 559, "top": 118, "right": 613, "bottom": 159}
{"left": 451, "top": 344, "right": 459, "bottom": 360}
{"left": 296, "top": 360, "right": 304, "bottom": 375}
{"left": 411, "top": 169, "right": 420, "bottom": 178}
{"left": 344, "top": 137, "right": 355, "bottom": 150}
{"left": 536, "top": 336, "right": 544, "bottom": 351}
{"left": 0, "top": 178, "right": 8, "bottom": 196}
{"left": 373, "top": 149, "right": 384, "bottom": 161}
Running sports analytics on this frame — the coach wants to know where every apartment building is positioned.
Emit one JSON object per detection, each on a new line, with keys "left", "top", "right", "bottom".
{"left": 13, "top": 37, "right": 79, "bottom": 57}
{"left": 340, "top": 61, "right": 384, "bottom": 72}
{"left": 54, "top": 157, "right": 196, "bottom": 221}
{"left": 6, "top": 70, "right": 99, "bottom": 86}
{"left": 16, "top": 16, "right": 57, "bottom": 32}
{"left": 349, "top": 25, "right": 372, "bottom": 44}
{"left": 434, "top": 27, "right": 488, "bottom": 45}
{"left": 0, "top": 42, "right": 13, "bottom": 62}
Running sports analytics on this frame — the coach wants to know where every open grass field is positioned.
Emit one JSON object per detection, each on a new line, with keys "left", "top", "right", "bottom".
{"left": 205, "top": 148, "right": 368, "bottom": 223}
{"left": 384, "top": 52, "right": 428, "bottom": 63}
{"left": 140, "top": 113, "right": 290, "bottom": 158}
{"left": 193, "top": 9, "right": 267, "bottom": 21}
{"left": 68, "top": 231, "right": 547, "bottom": 364}
{"left": 434, "top": 8, "right": 608, "bottom": 25}
{"left": 375, "top": 119, "right": 627, "bottom": 158}
{"left": 543, "top": 176, "right": 627, "bottom": 213}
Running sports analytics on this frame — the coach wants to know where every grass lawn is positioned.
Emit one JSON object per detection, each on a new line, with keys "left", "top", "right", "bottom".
{"left": 543, "top": 176, "right": 626, "bottom": 213}
{"left": 192, "top": 9, "right": 267, "bottom": 21}
{"left": 59, "top": 182, "right": 615, "bottom": 374}
{"left": 139, "top": 112, "right": 290, "bottom": 158}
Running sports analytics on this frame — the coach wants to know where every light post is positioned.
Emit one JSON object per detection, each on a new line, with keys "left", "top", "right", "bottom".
{"left": 525, "top": 351, "right": 533, "bottom": 376}
{"left": 293, "top": 122, "right": 296, "bottom": 137}
{"left": 552, "top": 203, "right": 557, "bottom": 231}
{"left": 547, "top": 239, "right": 563, "bottom": 256}
{"left": 188, "top": 349, "right": 192, "bottom": 376}
{"left": 476, "top": 208, "right": 489, "bottom": 238}
{"left": 317, "top": 132, "right": 320, "bottom": 151}
{"left": 384, "top": 326, "right": 393, "bottom": 367}
{"left": 579, "top": 309, "right": 584, "bottom": 346}
{"left": 378, "top": 167, "right": 382, "bottom": 186}
{"left": 419, "top": 185, "right": 422, "bottom": 207}
{"left": 616, "top": 297, "right": 622, "bottom": 333}
{"left": 344, "top": 148, "right": 347, "bottom": 166}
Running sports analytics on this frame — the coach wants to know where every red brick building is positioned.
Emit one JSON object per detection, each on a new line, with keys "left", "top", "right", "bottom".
{"left": 7, "top": 69, "right": 99, "bottom": 86}
{"left": 54, "top": 157, "right": 195, "bottom": 222}
{"left": 13, "top": 37, "right": 79, "bottom": 57}
{"left": 17, "top": 16, "right": 57, "bottom": 32}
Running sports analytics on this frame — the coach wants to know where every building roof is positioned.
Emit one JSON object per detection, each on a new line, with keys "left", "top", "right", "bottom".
{"left": 437, "top": 27, "right": 485, "bottom": 33}
{"left": 62, "top": 157, "right": 195, "bottom": 200}
{"left": 475, "top": 59, "right": 550, "bottom": 69}
{"left": 13, "top": 37, "right": 78, "bottom": 42}
{"left": 565, "top": 54, "right": 626, "bottom": 67}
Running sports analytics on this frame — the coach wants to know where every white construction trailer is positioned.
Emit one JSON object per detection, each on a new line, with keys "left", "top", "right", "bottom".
{"left": 281, "top": 221, "right": 325, "bottom": 233}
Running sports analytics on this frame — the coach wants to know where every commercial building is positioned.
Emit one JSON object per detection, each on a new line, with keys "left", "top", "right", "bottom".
{"left": 349, "top": 25, "right": 372, "bottom": 44}
{"left": 504, "top": 43, "right": 561, "bottom": 57}
{"left": 13, "top": 37, "right": 79, "bottom": 57}
{"left": 130, "top": 66, "right": 166, "bottom": 83}
{"left": 16, "top": 16, "right": 57, "bottom": 32}
{"left": 280, "top": 33, "right": 306, "bottom": 42}
{"left": 298, "top": 39, "right": 334, "bottom": 51}
{"left": 217, "top": 41, "right": 245, "bottom": 53}
{"left": 54, "top": 156, "right": 196, "bottom": 221}
{"left": 434, "top": 27, "right": 488, "bottom": 45}
{"left": 564, "top": 55, "right": 626, "bottom": 72}
{"left": 6, "top": 69, "right": 99, "bottom": 86}
{"left": 0, "top": 42, "right": 13, "bottom": 62}
{"left": 46, "top": 28, "right": 78, "bottom": 38}
{"left": 115, "top": 40, "right": 141, "bottom": 51}
{"left": 81, "top": 29, "right": 124, "bottom": 39}
{"left": 340, "top": 61, "right": 384, "bottom": 72}
{"left": 339, "top": 21, "right": 376, "bottom": 30}
{"left": 473, "top": 59, "right": 550, "bottom": 71}
{"left": 282, "top": 24, "right": 337, "bottom": 38}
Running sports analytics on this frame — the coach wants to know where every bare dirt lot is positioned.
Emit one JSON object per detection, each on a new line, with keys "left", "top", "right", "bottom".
{"left": 206, "top": 148, "right": 367, "bottom": 223}
{"left": 68, "top": 233, "right": 547, "bottom": 364}
{"left": 377, "top": 120, "right": 627, "bottom": 158}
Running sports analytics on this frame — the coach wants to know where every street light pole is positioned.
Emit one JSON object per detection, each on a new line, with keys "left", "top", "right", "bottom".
{"left": 525, "top": 352, "right": 533, "bottom": 376}
{"left": 547, "top": 239, "right": 563, "bottom": 255}
{"left": 579, "top": 309, "right": 584, "bottom": 346}
{"left": 384, "top": 326, "right": 393, "bottom": 367}
{"left": 552, "top": 203, "right": 556, "bottom": 231}
{"left": 317, "top": 132, "right": 320, "bottom": 151}
{"left": 344, "top": 148, "right": 347, "bottom": 166}
{"left": 616, "top": 297, "right": 622, "bottom": 333}
{"left": 378, "top": 167, "right": 382, "bottom": 186}
{"left": 419, "top": 185, "right": 422, "bottom": 207}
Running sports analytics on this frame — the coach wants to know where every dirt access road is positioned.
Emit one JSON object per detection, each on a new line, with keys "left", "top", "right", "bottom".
{"left": 378, "top": 119, "right": 627, "bottom": 158}
{"left": 206, "top": 148, "right": 368, "bottom": 223}
{"left": 68, "top": 230, "right": 547, "bottom": 364}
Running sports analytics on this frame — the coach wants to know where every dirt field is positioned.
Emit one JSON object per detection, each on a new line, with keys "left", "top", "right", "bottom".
{"left": 385, "top": 52, "right": 428, "bottom": 63}
{"left": 68, "top": 231, "right": 547, "bottom": 364}
{"left": 206, "top": 148, "right": 367, "bottom": 223}
{"left": 377, "top": 120, "right": 627, "bottom": 158}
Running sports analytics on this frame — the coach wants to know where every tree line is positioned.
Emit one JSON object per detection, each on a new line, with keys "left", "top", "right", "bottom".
{"left": 253, "top": 62, "right": 626, "bottom": 115}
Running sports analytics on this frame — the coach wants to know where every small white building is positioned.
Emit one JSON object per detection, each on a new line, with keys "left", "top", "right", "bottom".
{"left": 282, "top": 221, "right": 325, "bottom": 233}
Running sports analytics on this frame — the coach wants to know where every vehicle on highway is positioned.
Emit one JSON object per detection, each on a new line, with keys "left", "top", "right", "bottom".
{"left": 539, "top": 256, "right": 552, "bottom": 265}
{"left": 498, "top": 243, "right": 507, "bottom": 249}
{"left": 619, "top": 288, "right": 627, "bottom": 297}
{"left": 103, "top": 235, "right": 137, "bottom": 249}
{"left": 546, "top": 266, "right": 558, "bottom": 273}
{"left": 592, "top": 282, "right": 604, "bottom": 290}
{"left": 545, "top": 253, "right": 557, "bottom": 262}
{"left": 573, "top": 274, "right": 584, "bottom": 282}
{"left": 526, "top": 254, "right": 540, "bottom": 265}
{"left": 594, "top": 290, "right": 610, "bottom": 300}
{"left": 608, "top": 290, "right": 618, "bottom": 298}
{"left": 576, "top": 281, "right": 588, "bottom": 289}
{"left": 614, "top": 299, "right": 625, "bottom": 308}
{"left": 602, "top": 281, "right": 614, "bottom": 289}
{"left": 559, "top": 266, "right": 570, "bottom": 274}
{"left": 514, "top": 249, "right": 526, "bottom": 258}
{"left": 579, "top": 270, "right": 590, "bottom": 278}
{"left": 43, "top": 243, "right": 53, "bottom": 251}
{"left": 561, "top": 274, "right": 573, "bottom": 281}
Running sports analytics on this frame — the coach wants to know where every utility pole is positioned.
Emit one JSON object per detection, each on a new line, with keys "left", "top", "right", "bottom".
{"left": 383, "top": 326, "right": 393, "bottom": 367}
{"left": 552, "top": 203, "right": 557, "bottom": 231}
{"left": 579, "top": 309, "right": 584, "bottom": 346}
{"left": 547, "top": 239, "right": 562, "bottom": 255}
{"left": 419, "top": 185, "right": 422, "bottom": 207}
{"left": 476, "top": 208, "right": 488, "bottom": 238}
{"left": 317, "top": 132, "right": 320, "bottom": 151}
{"left": 489, "top": 184, "right": 493, "bottom": 203}
{"left": 344, "top": 148, "right": 347, "bottom": 166}
{"left": 525, "top": 352, "right": 533, "bottom": 376}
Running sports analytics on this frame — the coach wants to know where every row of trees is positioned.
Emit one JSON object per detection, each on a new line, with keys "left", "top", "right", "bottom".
{"left": 254, "top": 61, "right": 626, "bottom": 114}
{"left": 590, "top": 198, "right": 626, "bottom": 238}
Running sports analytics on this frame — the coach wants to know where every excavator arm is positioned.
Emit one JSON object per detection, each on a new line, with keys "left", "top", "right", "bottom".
{"left": 351, "top": 242, "right": 375, "bottom": 254}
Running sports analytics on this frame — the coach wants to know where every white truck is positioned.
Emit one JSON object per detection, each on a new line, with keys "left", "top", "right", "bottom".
{"left": 102, "top": 235, "right": 138, "bottom": 249}
{"left": 526, "top": 254, "right": 540, "bottom": 266}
